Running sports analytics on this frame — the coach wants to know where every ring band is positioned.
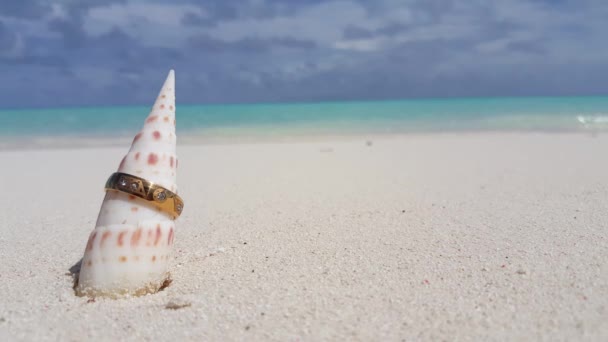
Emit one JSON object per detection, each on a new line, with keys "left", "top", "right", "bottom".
{"left": 105, "top": 172, "right": 184, "bottom": 219}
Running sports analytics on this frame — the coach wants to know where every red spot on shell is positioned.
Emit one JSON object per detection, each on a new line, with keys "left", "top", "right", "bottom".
{"left": 152, "top": 255, "right": 157, "bottom": 262}
{"left": 148, "top": 153, "right": 158, "bottom": 165}
{"left": 135, "top": 152, "right": 140, "bottom": 160}
{"left": 128, "top": 195, "right": 136, "bottom": 200}
{"left": 160, "top": 104, "right": 165, "bottom": 109}
{"left": 146, "top": 229, "right": 154, "bottom": 246}
{"left": 173, "top": 118, "right": 176, "bottom": 126}
{"left": 119, "top": 256, "right": 127, "bottom": 262}
{"left": 163, "top": 116, "right": 169, "bottom": 122}
{"left": 87, "top": 260, "right": 92, "bottom": 266}
{"left": 86, "top": 232, "right": 97, "bottom": 251}
{"left": 154, "top": 225, "right": 162, "bottom": 246}
{"left": 117, "top": 231, "right": 127, "bottom": 246}
{"left": 153, "top": 131, "right": 161, "bottom": 140}
{"left": 170, "top": 156, "right": 174, "bottom": 168}
{"left": 168, "top": 227, "right": 174, "bottom": 245}
{"left": 146, "top": 116, "right": 158, "bottom": 123}
{"left": 169, "top": 105, "right": 174, "bottom": 110}
{"left": 100, "top": 231, "right": 111, "bottom": 247}
{"left": 131, "top": 207, "right": 138, "bottom": 212}
{"left": 133, "top": 132, "right": 142, "bottom": 142}
{"left": 131, "top": 228, "right": 142, "bottom": 246}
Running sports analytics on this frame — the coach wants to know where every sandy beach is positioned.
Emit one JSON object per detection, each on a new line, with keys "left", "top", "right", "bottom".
{"left": 0, "top": 133, "right": 607, "bottom": 341}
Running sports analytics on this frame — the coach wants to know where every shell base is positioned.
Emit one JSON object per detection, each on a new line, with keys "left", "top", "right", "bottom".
{"left": 75, "top": 273, "right": 172, "bottom": 299}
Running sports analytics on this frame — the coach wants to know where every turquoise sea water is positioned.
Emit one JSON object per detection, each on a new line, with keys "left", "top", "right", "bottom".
{"left": 1, "top": 96, "right": 607, "bottom": 146}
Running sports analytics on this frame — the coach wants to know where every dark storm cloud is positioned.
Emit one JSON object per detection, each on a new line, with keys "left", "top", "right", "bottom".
{"left": 0, "top": 0, "right": 607, "bottom": 108}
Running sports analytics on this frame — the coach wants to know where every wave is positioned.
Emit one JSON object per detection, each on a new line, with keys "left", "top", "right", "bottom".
{"left": 577, "top": 114, "right": 608, "bottom": 125}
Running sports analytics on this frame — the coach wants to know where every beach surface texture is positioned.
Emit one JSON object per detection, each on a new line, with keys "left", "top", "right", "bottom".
{"left": 0, "top": 133, "right": 607, "bottom": 341}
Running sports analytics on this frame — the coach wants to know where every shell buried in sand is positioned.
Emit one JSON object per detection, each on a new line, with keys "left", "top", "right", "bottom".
{"left": 76, "top": 70, "right": 180, "bottom": 298}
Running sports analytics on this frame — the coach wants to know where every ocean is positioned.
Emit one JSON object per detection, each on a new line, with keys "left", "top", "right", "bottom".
{"left": 1, "top": 96, "right": 607, "bottom": 148}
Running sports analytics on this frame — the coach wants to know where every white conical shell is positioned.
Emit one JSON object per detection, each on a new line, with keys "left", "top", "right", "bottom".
{"left": 76, "top": 70, "right": 179, "bottom": 298}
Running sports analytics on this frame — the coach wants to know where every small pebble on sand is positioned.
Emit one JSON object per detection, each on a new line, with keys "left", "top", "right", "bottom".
{"left": 166, "top": 299, "right": 192, "bottom": 310}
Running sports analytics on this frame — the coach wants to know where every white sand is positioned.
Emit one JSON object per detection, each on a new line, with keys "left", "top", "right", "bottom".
{"left": 0, "top": 133, "right": 607, "bottom": 341}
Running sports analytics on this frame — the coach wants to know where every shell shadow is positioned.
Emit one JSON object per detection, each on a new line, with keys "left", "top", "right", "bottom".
{"left": 68, "top": 258, "right": 82, "bottom": 290}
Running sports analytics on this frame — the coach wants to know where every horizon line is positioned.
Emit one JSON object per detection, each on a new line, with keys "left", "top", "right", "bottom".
{"left": 2, "top": 94, "right": 608, "bottom": 112}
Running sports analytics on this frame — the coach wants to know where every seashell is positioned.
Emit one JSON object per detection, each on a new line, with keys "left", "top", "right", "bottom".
{"left": 76, "top": 70, "right": 179, "bottom": 298}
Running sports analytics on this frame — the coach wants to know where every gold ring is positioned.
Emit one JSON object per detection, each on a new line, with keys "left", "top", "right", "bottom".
{"left": 105, "top": 172, "right": 184, "bottom": 219}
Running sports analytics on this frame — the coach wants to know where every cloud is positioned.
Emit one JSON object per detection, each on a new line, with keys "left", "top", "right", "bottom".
{"left": 0, "top": 0, "right": 608, "bottom": 108}
{"left": 0, "top": 21, "right": 19, "bottom": 52}
{"left": 204, "top": 1, "right": 376, "bottom": 45}
{"left": 181, "top": 11, "right": 215, "bottom": 27}
{"left": 0, "top": 1, "right": 50, "bottom": 19}
{"left": 187, "top": 34, "right": 315, "bottom": 53}
{"left": 48, "top": 17, "right": 88, "bottom": 48}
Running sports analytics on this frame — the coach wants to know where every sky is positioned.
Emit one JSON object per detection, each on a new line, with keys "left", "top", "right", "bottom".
{"left": 1, "top": 0, "right": 607, "bottom": 108}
